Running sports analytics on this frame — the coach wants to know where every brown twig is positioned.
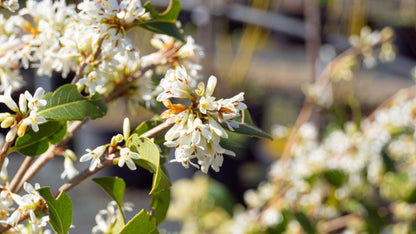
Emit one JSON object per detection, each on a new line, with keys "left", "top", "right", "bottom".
{"left": 71, "top": 36, "right": 106, "bottom": 85}
{"left": 320, "top": 213, "right": 360, "bottom": 233}
{"left": 8, "top": 157, "right": 35, "bottom": 193}
{"left": 0, "top": 141, "right": 13, "bottom": 174}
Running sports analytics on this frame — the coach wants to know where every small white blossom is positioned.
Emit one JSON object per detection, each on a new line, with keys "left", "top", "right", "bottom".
{"left": 80, "top": 145, "right": 107, "bottom": 171}
{"left": 24, "top": 87, "right": 47, "bottom": 111}
{"left": 29, "top": 209, "right": 49, "bottom": 234}
{"left": 61, "top": 150, "right": 79, "bottom": 180}
{"left": 118, "top": 147, "right": 140, "bottom": 170}
{"left": 78, "top": 71, "right": 105, "bottom": 95}
{"left": 22, "top": 111, "right": 47, "bottom": 132}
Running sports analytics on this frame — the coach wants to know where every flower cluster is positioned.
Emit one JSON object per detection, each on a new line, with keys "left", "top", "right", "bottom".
{"left": 92, "top": 200, "right": 133, "bottom": 234}
{"left": 172, "top": 94, "right": 416, "bottom": 233}
{"left": 0, "top": 87, "right": 47, "bottom": 142}
{"left": 0, "top": 182, "right": 48, "bottom": 232}
{"left": 157, "top": 66, "right": 247, "bottom": 173}
{"left": 80, "top": 118, "right": 141, "bottom": 171}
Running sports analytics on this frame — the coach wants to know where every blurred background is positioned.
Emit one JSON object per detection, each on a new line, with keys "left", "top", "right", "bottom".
{"left": 5, "top": 0, "right": 416, "bottom": 232}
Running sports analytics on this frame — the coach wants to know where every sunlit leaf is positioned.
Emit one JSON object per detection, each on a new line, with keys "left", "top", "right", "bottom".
{"left": 38, "top": 84, "right": 107, "bottom": 121}
{"left": 128, "top": 135, "right": 171, "bottom": 194}
{"left": 135, "top": 0, "right": 184, "bottom": 41}
{"left": 92, "top": 176, "right": 126, "bottom": 222}
{"left": 119, "top": 209, "right": 158, "bottom": 234}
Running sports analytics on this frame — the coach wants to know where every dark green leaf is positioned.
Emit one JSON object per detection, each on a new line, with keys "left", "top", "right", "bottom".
{"left": 119, "top": 209, "right": 158, "bottom": 234}
{"left": 144, "top": 0, "right": 180, "bottom": 21}
{"left": 38, "top": 187, "right": 72, "bottom": 234}
{"left": 207, "top": 180, "right": 235, "bottom": 215}
{"left": 92, "top": 177, "right": 126, "bottom": 222}
{"left": 92, "top": 177, "right": 126, "bottom": 210}
{"left": 150, "top": 188, "right": 170, "bottom": 225}
{"left": 38, "top": 84, "right": 107, "bottom": 121}
{"left": 11, "top": 121, "right": 67, "bottom": 156}
{"left": 135, "top": 0, "right": 184, "bottom": 41}
{"left": 323, "top": 169, "right": 347, "bottom": 187}
{"left": 294, "top": 212, "right": 316, "bottom": 234}
{"left": 230, "top": 109, "right": 273, "bottom": 140}
{"left": 128, "top": 135, "right": 171, "bottom": 194}
{"left": 230, "top": 122, "right": 273, "bottom": 140}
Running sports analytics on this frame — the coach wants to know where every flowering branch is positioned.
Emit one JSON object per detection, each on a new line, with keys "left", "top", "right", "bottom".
{"left": 280, "top": 33, "right": 392, "bottom": 161}
{"left": 71, "top": 36, "right": 106, "bottom": 85}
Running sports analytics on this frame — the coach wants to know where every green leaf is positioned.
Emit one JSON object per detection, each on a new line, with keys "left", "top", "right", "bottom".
{"left": 11, "top": 121, "right": 67, "bottom": 156}
{"left": 230, "top": 109, "right": 273, "bottom": 140}
{"left": 92, "top": 177, "right": 126, "bottom": 222}
{"left": 38, "top": 84, "right": 107, "bottom": 121}
{"left": 135, "top": 0, "right": 184, "bottom": 41}
{"left": 92, "top": 177, "right": 126, "bottom": 209}
{"left": 294, "top": 212, "right": 316, "bottom": 234}
{"left": 323, "top": 169, "right": 347, "bottom": 187}
{"left": 119, "top": 209, "right": 158, "bottom": 234}
{"left": 38, "top": 187, "right": 72, "bottom": 234}
{"left": 134, "top": 118, "right": 170, "bottom": 157}
{"left": 128, "top": 136, "right": 171, "bottom": 194}
{"left": 231, "top": 123, "right": 273, "bottom": 140}
{"left": 150, "top": 188, "right": 170, "bottom": 225}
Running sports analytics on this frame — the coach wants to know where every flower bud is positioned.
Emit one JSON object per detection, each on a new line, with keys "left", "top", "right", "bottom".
{"left": 110, "top": 134, "right": 124, "bottom": 146}
{"left": 0, "top": 113, "right": 11, "bottom": 122}
{"left": 195, "top": 82, "right": 205, "bottom": 96}
{"left": 19, "top": 93, "right": 27, "bottom": 114}
{"left": 123, "top": 118, "right": 130, "bottom": 140}
{"left": 17, "top": 124, "right": 27, "bottom": 137}
{"left": 63, "top": 149, "right": 77, "bottom": 161}
{"left": 5, "top": 126, "right": 17, "bottom": 142}
{"left": 1, "top": 116, "right": 15, "bottom": 128}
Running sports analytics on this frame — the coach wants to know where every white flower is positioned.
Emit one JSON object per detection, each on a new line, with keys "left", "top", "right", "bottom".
{"left": 22, "top": 111, "right": 47, "bottom": 132}
{"left": 78, "top": 71, "right": 105, "bottom": 95}
{"left": 0, "top": 191, "right": 13, "bottom": 220}
{"left": 118, "top": 147, "right": 140, "bottom": 170}
{"left": 156, "top": 66, "right": 193, "bottom": 101}
{"left": 1, "top": 0, "right": 19, "bottom": 12}
{"left": 24, "top": 87, "right": 47, "bottom": 111}
{"left": 80, "top": 145, "right": 107, "bottom": 171}
{"left": 92, "top": 201, "right": 133, "bottom": 234}
{"left": 29, "top": 209, "right": 49, "bottom": 234}
{"left": 60, "top": 152, "right": 79, "bottom": 180}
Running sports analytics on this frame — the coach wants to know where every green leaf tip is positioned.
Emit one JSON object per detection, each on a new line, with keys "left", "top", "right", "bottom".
{"left": 230, "top": 109, "right": 273, "bottom": 140}
{"left": 119, "top": 209, "right": 158, "bottom": 234}
{"left": 137, "top": 0, "right": 184, "bottom": 41}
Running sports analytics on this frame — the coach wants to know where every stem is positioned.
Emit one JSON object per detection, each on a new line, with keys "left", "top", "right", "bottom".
{"left": 71, "top": 36, "right": 106, "bottom": 85}
{"left": 54, "top": 120, "right": 174, "bottom": 197}
{"left": 14, "top": 146, "right": 56, "bottom": 193}
{"left": 0, "top": 141, "right": 13, "bottom": 173}
{"left": 8, "top": 157, "right": 35, "bottom": 193}
{"left": 320, "top": 213, "right": 360, "bottom": 233}
{"left": 10, "top": 48, "right": 177, "bottom": 193}
{"left": 54, "top": 157, "right": 114, "bottom": 197}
